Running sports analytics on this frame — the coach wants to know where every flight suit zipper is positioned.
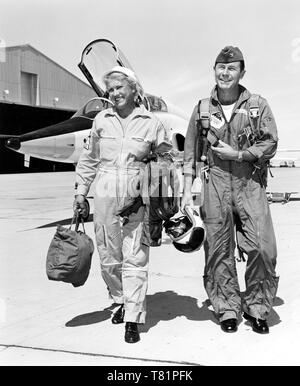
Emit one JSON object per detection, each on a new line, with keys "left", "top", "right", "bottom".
{"left": 218, "top": 102, "right": 234, "bottom": 209}
{"left": 220, "top": 100, "right": 242, "bottom": 211}
{"left": 116, "top": 115, "right": 134, "bottom": 209}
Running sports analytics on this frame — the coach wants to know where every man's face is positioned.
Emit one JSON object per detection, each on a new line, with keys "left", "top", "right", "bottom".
{"left": 106, "top": 75, "right": 136, "bottom": 111}
{"left": 214, "top": 61, "right": 245, "bottom": 91}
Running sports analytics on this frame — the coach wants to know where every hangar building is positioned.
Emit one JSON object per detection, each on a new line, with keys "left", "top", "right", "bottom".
{"left": 0, "top": 44, "right": 96, "bottom": 173}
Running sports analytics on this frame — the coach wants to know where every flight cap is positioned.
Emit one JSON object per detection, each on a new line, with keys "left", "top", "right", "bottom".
{"left": 102, "top": 66, "right": 138, "bottom": 84}
{"left": 215, "top": 46, "right": 244, "bottom": 64}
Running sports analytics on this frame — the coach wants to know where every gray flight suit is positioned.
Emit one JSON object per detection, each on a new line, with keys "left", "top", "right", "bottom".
{"left": 184, "top": 86, "right": 279, "bottom": 321}
{"left": 75, "top": 105, "right": 172, "bottom": 324}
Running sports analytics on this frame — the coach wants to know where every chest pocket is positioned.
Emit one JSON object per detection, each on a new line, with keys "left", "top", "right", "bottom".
{"left": 129, "top": 136, "right": 151, "bottom": 159}
{"left": 208, "top": 109, "right": 226, "bottom": 142}
{"left": 99, "top": 134, "right": 118, "bottom": 159}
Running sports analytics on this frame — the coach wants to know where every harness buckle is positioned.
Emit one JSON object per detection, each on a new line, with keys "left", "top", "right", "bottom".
{"left": 252, "top": 163, "right": 261, "bottom": 176}
{"left": 200, "top": 112, "right": 210, "bottom": 120}
{"left": 201, "top": 165, "right": 210, "bottom": 182}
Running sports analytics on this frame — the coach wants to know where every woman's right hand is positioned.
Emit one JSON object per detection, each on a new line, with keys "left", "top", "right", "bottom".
{"left": 180, "top": 190, "right": 193, "bottom": 213}
{"left": 73, "top": 194, "right": 88, "bottom": 218}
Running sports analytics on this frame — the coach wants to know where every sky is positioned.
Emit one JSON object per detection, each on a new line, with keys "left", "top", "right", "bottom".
{"left": 1, "top": 0, "right": 300, "bottom": 149}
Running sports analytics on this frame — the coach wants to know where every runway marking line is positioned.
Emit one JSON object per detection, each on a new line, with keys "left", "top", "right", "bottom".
{"left": 0, "top": 343, "right": 202, "bottom": 366}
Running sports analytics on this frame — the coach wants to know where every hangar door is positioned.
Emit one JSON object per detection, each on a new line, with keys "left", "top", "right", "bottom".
{"left": 21, "top": 71, "right": 38, "bottom": 105}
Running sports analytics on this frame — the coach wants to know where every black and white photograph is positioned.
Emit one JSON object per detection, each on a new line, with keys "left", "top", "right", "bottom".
{"left": 0, "top": 0, "right": 300, "bottom": 370}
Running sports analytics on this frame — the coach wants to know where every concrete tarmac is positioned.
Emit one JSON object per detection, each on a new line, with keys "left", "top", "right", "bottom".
{"left": 0, "top": 171, "right": 300, "bottom": 366}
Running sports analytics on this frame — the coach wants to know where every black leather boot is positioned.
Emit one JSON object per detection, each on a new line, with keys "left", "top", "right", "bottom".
{"left": 111, "top": 304, "right": 124, "bottom": 324}
{"left": 125, "top": 322, "right": 140, "bottom": 343}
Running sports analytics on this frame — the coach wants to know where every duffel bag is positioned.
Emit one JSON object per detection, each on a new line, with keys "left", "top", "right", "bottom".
{"left": 46, "top": 214, "right": 94, "bottom": 287}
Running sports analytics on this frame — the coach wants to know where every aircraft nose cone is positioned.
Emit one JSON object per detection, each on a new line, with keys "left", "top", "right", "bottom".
{"left": 5, "top": 138, "right": 21, "bottom": 150}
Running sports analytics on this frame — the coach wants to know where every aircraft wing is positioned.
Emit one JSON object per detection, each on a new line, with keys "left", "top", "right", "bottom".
{"left": 0, "top": 97, "right": 113, "bottom": 165}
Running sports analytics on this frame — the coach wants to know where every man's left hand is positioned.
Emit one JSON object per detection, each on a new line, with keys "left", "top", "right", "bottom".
{"left": 211, "top": 140, "right": 237, "bottom": 160}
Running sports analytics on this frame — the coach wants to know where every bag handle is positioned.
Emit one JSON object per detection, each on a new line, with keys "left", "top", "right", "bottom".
{"left": 69, "top": 213, "right": 86, "bottom": 233}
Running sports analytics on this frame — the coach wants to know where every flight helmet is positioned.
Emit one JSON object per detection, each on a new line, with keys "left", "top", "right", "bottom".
{"left": 163, "top": 206, "right": 205, "bottom": 253}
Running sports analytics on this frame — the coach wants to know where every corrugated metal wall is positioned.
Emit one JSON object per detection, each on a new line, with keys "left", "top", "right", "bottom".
{"left": 0, "top": 47, "right": 21, "bottom": 103}
{"left": 0, "top": 45, "right": 96, "bottom": 110}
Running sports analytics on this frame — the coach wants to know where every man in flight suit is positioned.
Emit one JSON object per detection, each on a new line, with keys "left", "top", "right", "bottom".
{"left": 74, "top": 66, "right": 172, "bottom": 343}
{"left": 181, "top": 46, "right": 279, "bottom": 334}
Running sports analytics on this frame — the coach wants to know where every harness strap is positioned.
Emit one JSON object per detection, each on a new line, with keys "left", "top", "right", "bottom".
{"left": 248, "top": 93, "right": 273, "bottom": 185}
{"left": 248, "top": 94, "right": 260, "bottom": 143}
{"left": 198, "top": 98, "right": 210, "bottom": 130}
{"left": 197, "top": 98, "right": 210, "bottom": 160}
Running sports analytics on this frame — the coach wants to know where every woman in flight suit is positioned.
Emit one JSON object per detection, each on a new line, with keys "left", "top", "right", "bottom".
{"left": 73, "top": 66, "right": 172, "bottom": 343}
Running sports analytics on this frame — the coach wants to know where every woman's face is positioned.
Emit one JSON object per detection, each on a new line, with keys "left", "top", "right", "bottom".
{"left": 106, "top": 74, "right": 136, "bottom": 113}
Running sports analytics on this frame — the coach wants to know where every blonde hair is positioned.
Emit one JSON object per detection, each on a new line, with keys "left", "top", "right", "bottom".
{"left": 103, "top": 72, "right": 144, "bottom": 106}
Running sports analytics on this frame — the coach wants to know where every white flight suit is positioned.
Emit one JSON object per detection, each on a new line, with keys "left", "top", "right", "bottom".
{"left": 75, "top": 105, "right": 172, "bottom": 323}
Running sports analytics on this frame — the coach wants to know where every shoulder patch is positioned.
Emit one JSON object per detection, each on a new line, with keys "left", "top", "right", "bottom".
{"left": 83, "top": 130, "right": 92, "bottom": 150}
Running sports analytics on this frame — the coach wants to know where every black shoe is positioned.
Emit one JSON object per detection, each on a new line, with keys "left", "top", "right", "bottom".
{"left": 125, "top": 322, "right": 140, "bottom": 343}
{"left": 243, "top": 312, "right": 269, "bottom": 334}
{"left": 220, "top": 318, "right": 238, "bottom": 333}
{"left": 111, "top": 304, "right": 124, "bottom": 324}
